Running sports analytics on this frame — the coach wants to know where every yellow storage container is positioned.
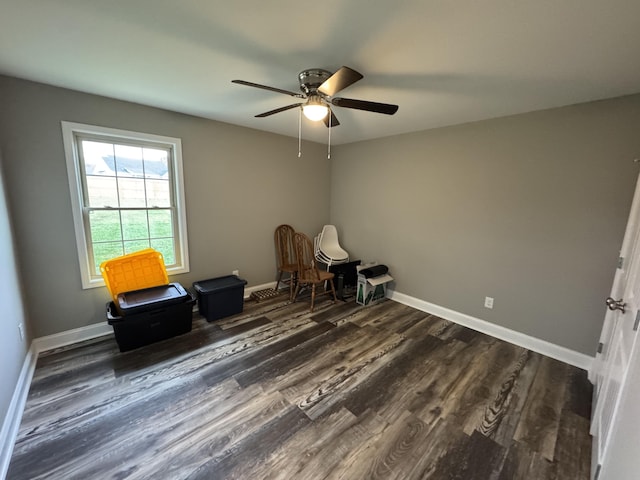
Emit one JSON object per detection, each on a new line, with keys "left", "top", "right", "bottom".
{"left": 100, "top": 248, "right": 169, "bottom": 303}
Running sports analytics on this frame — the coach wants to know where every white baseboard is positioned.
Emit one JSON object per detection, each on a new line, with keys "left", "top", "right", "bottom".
{"left": 30, "top": 282, "right": 279, "bottom": 353}
{"left": 32, "top": 322, "right": 113, "bottom": 354}
{"left": 388, "top": 290, "right": 594, "bottom": 371}
{"left": 0, "top": 344, "right": 38, "bottom": 480}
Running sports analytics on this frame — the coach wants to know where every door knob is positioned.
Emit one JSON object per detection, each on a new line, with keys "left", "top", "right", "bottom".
{"left": 606, "top": 297, "right": 626, "bottom": 313}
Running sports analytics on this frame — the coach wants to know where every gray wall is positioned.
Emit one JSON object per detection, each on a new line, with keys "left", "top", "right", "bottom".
{"left": 1, "top": 72, "right": 638, "bottom": 356}
{"left": 330, "top": 95, "right": 640, "bottom": 355}
{"left": 0, "top": 151, "right": 30, "bottom": 449}
{"left": 0, "top": 75, "right": 331, "bottom": 338}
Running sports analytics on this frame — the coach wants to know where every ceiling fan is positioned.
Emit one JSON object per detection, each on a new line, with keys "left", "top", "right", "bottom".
{"left": 232, "top": 66, "right": 399, "bottom": 128}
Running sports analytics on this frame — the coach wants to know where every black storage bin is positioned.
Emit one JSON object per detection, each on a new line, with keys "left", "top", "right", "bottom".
{"left": 117, "top": 283, "right": 189, "bottom": 315}
{"left": 107, "top": 291, "right": 195, "bottom": 352}
{"left": 193, "top": 275, "right": 247, "bottom": 322}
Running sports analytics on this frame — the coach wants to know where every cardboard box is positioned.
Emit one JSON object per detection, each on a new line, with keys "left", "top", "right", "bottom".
{"left": 356, "top": 265, "right": 393, "bottom": 306}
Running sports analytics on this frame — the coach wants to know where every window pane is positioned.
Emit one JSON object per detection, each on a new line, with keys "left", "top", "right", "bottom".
{"left": 144, "top": 148, "right": 169, "bottom": 179}
{"left": 93, "top": 242, "right": 124, "bottom": 274}
{"left": 117, "top": 177, "right": 147, "bottom": 207}
{"left": 115, "top": 144, "right": 144, "bottom": 178}
{"left": 124, "top": 240, "right": 150, "bottom": 254}
{"left": 89, "top": 210, "right": 122, "bottom": 242}
{"left": 87, "top": 176, "right": 119, "bottom": 207}
{"left": 65, "top": 123, "right": 189, "bottom": 286}
{"left": 121, "top": 210, "right": 149, "bottom": 240}
{"left": 151, "top": 238, "right": 175, "bottom": 265}
{"left": 146, "top": 179, "right": 171, "bottom": 207}
{"left": 81, "top": 140, "right": 115, "bottom": 176}
{"left": 148, "top": 209, "right": 173, "bottom": 238}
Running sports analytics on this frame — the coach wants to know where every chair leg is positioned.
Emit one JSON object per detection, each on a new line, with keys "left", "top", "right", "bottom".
{"left": 275, "top": 270, "right": 283, "bottom": 291}
{"left": 328, "top": 277, "right": 337, "bottom": 303}
{"left": 310, "top": 283, "right": 316, "bottom": 312}
{"left": 289, "top": 271, "right": 296, "bottom": 301}
{"left": 293, "top": 282, "right": 302, "bottom": 303}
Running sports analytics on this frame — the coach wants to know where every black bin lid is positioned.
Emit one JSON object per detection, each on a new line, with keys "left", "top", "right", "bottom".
{"left": 117, "top": 283, "right": 188, "bottom": 312}
{"left": 193, "top": 275, "right": 247, "bottom": 294}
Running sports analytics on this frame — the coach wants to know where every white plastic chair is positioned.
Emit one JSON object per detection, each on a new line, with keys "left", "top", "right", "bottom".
{"left": 315, "top": 225, "right": 349, "bottom": 267}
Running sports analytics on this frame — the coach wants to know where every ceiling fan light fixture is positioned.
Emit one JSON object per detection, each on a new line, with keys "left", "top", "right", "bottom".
{"left": 302, "top": 95, "right": 329, "bottom": 121}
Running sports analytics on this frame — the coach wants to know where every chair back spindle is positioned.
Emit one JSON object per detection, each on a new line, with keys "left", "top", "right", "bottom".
{"left": 274, "top": 224, "right": 297, "bottom": 300}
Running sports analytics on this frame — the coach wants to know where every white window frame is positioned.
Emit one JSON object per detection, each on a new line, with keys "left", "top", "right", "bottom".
{"left": 62, "top": 121, "right": 190, "bottom": 289}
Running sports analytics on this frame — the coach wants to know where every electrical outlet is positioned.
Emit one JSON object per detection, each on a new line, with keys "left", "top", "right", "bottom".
{"left": 484, "top": 296, "right": 494, "bottom": 309}
{"left": 232, "top": 270, "right": 239, "bottom": 276}
{"left": 18, "top": 322, "right": 24, "bottom": 340}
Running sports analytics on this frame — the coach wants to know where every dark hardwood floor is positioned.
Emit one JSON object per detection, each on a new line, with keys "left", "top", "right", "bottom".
{"left": 8, "top": 294, "right": 592, "bottom": 479}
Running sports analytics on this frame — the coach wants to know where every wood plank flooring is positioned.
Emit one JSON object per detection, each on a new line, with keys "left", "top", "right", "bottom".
{"left": 7, "top": 294, "right": 592, "bottom": 479}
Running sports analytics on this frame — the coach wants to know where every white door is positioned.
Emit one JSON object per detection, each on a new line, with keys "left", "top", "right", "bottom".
{"left": 591, "top": 173, "right": 640, "bottom": 479}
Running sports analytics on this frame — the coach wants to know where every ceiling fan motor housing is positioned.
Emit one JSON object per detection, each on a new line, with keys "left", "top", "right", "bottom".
{"left": 233, "top": 65, "right": 398, "bottom": 124}
{"left": 298, "top": 69, "right": 332, "bottom": 96}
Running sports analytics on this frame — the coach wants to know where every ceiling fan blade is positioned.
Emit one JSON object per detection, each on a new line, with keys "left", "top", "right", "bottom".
{"left": 232, "top": 79, "right": 303, "bottom": 98}
{"left": 255, "top": 103, "right": 301, "bottom": 117}
{"left": 323, "top": 109, "right": 340, "bottom": 128}
{"left": 331, "top": 97, "right": 399, "bottom": 115}
{"left": 318, "top": 66, "right": 363, "bottom": 97}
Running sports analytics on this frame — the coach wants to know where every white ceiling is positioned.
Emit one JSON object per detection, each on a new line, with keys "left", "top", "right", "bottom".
{"left": 1, "top": 0, "right": 639, "bottom": 145}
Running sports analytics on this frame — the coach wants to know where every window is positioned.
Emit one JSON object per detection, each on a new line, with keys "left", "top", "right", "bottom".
{"left": 62, "top": 122, "right": 189, "bottom": 288}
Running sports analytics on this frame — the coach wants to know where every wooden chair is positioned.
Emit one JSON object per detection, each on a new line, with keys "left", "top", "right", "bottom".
{"left": 274, "top": 224, "right": 297, "bottom": 300}
{"left": 292, "top": 232, "right": 337, "bottom": 312}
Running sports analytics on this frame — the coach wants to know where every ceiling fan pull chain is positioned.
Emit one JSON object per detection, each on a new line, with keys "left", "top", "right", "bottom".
{"left": 327, "top": 109, "right": 331, "bottom": 159}
{"left": 233, "top": 67, "right": 398, "bottom": 145}
{"left": 298, "top": 106, "right": 302, "bottom": 158}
